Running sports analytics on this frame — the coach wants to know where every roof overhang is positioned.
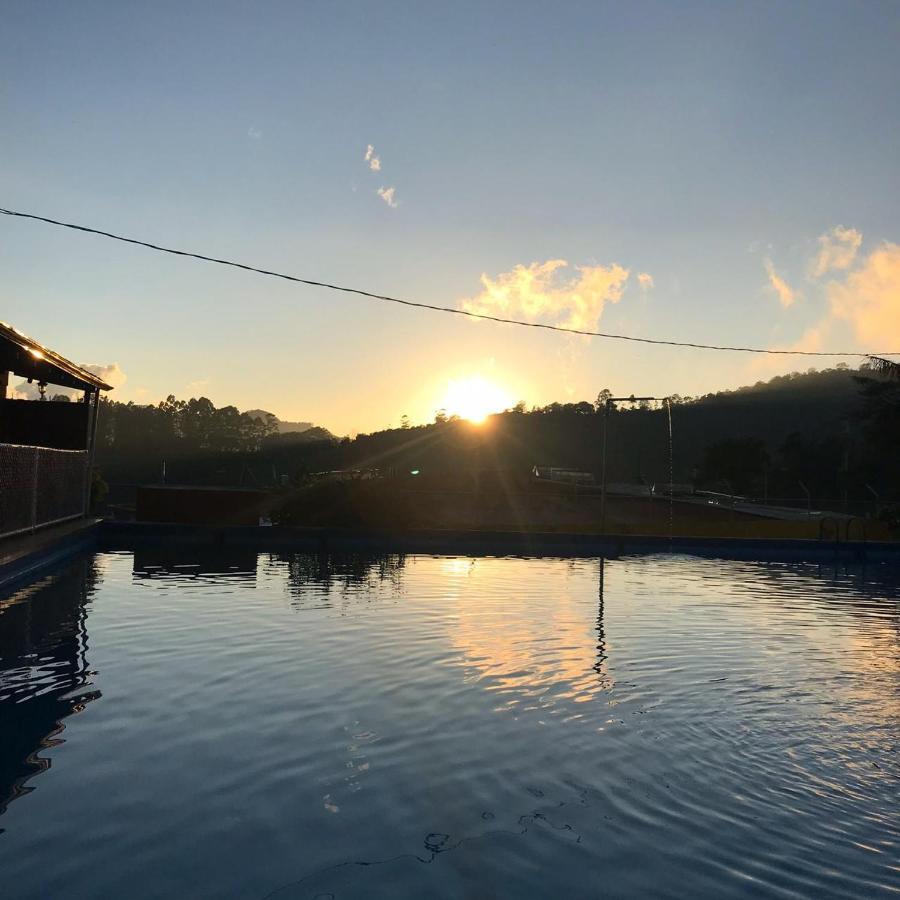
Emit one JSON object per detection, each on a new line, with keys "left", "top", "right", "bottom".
{"left": 0, "top": 321, "right": 113, "bottom": 392}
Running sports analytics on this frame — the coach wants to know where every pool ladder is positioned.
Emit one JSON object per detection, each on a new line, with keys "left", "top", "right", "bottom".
{"left": 819, "top": 516, "right": 867, "bottom": 558}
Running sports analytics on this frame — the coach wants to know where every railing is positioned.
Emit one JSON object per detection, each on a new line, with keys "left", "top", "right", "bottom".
{"left": 0, "top": 443, "right": 87, "bottom": 539}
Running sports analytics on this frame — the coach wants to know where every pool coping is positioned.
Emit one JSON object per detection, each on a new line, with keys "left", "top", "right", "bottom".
{"left": 0, "top": 518, "right": 102, "bottom": 590}
{"left": 3, "top": 519, "right": 899, "bottom": 589}
{"left": 99, "top": 521, "right": 900, "bottom": 562}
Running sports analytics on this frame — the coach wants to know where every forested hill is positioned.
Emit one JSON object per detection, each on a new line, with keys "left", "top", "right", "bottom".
{"left": 308, "top": 365, "right": 885, "bottom": 500}
{"left": 94, "top": 365, "right": 898, "bottom": 504}
{"left": 677, "top": 364, "right": 862, "bottom": 435}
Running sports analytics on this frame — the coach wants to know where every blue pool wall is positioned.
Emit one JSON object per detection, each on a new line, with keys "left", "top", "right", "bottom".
{"left": 3, "top": 520, "right": 900, "bottom": 592}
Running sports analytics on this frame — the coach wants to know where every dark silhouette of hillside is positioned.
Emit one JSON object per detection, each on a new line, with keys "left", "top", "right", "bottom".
{"left": 94, "top": 364, "right": 900, "bottom": 518}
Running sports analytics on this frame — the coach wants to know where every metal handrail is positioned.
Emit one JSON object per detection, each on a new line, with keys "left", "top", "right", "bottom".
{"left": 818, "top": 516, "right": 840, "bottom": 542}
{"left": 843, "top": 517, "right": 867, "bottom": 543}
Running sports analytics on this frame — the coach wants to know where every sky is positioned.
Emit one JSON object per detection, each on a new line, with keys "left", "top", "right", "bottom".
{"left": 2, "top": 1, "right": 900, "bottom": 434}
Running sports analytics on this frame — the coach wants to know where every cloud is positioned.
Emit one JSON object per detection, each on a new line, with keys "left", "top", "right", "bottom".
{"left": 247, "top": 126, "right": 262, "bottom": 140}
{"left": 810, "top": 226, "right": 862, "bottom": 279}
{"left": 786, "top": 324, "right": 827, "bottom": 354}
{"left": 763, "top": 258, "right": 798, "bottom": 307}
{"left": 460, "top": 259, "right": 630, "bottom": 332}
{"left": 366, "top": 146, "right": 397, "bottom": 205}
{"left": 364, "top": 144, "right": 381, "bottom": 172}
{"left": 11, "top": 362, "right": 126, "bottom": 400}
{"left": 637, "top": 272, "right": 654, "bottom": 291}
{"left": 10, "top": 381, "right": 41, "bottom": 400}
{"left": 84, "top": 363, "right": 127, "bottom": 389}
{"left": 377, "top": 186, "right": 398, "bottom": 208}
{"left": 753, "top": 240, "right": 900, "bottom": 377}
{"left": 827, "top": 241, "right": 900, "bottom": 347}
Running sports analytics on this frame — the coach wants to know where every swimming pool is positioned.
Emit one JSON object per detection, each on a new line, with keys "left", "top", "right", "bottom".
{"left": 1, "top": 549, "right": 898, "bottom": 898}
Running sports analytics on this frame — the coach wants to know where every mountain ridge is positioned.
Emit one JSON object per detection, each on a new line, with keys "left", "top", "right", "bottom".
{"left": 243, "top": 408, "right": 332, "bottom": 437}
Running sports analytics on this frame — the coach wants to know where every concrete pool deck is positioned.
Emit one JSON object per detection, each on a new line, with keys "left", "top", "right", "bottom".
{"left": 2, "top": 519, "right": 900, "bottom": 589}
{"left": 0, "top": 518, "right": 101, "bottom": 588}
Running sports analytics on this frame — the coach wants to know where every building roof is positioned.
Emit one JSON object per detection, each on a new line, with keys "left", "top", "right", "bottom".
{"left": 0, "top": 321, "right": 113, "bottom": 392}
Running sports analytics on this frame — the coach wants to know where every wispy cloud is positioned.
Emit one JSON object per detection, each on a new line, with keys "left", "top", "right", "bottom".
{"left": 460, "top": 259, "right": 630, "bottom": 332}
{"left": 247, "top": 126, "right": 262, "bottom": 140}
{"left": 754, "top": 238, "right": 900, "bottom": 373}
{"left": 810, "top": 226, "right": 862, "bottom": 279}
{"left": 637, "top": 272, "right": 654, "bottom": 291}
{"left": 377, "top": 186, "right": 398, "bottom": 208}
{"left": 365, "top": 145, "right": 399, "bottom": 207}
{"left": 763, "top": 258, "right": 798, "bottom": 307}
{"left": 364, "top": 144, "right": 381, "bottom": 172}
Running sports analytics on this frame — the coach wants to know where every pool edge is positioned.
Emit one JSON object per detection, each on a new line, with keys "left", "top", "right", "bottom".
{"left": 98, "top": 521, "right": 900, "bottom": 563}
{"left": 0, "top": 519, "right": 101, "bottom": 589}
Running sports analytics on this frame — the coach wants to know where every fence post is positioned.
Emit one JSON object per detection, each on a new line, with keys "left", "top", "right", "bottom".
{"left": 82, "top": 389, "right": 100, "bottom": 518}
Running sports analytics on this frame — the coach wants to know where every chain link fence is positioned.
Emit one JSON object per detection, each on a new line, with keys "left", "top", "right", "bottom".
{"left": 0, "top": 443, "right": 87, "bottom": 539}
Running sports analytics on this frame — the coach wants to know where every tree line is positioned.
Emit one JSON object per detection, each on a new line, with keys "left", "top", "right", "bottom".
{"left": 92, "top": 364, "right": 900, "bottom": 514}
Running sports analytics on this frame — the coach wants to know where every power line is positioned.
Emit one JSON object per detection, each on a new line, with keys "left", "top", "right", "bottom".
{"left": 1, "top": 205, "right": 896, "bottom": 359}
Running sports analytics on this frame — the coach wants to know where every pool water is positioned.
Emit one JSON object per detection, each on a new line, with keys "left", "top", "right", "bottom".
{"left": 1, "top": 550, "right": 898, "bottom": 898}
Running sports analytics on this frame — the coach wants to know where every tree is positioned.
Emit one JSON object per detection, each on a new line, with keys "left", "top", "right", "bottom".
{"left": 699, "top": 438, "right": 770, "bottom": 495}
{"left": 856, "top": 356, "right": 900, "bottom": 456}
{"left": 594, "top": 389, "right": 613, "bottom": 411}
{"left": 90, "top": 365, "right": 893, "bottom": 501}
{"left": 777, "top": 432, "right": 843, "bottom": 498}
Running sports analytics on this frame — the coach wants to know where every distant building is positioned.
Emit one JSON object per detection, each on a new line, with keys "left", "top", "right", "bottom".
{"left": 0, "top": 322, "right": 112, "bottom": 539}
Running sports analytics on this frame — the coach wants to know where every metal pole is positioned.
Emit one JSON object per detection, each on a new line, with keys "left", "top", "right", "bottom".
{"left": 83, "top": 389, "right": 101, "bottom": 517}
{"left": 842, "top": 421, "right": 851, "bottom": 513}
{"left": 599, "top": 396, "right": 660, "bottom": 535}
{"left": 31, "top": 447, "right": 39, "bottom": 532}
{"left": 90, "top": 388, "right": 101, "bottom": 453}
{"left": 600, "top": 399, "right": 610, "bottom": 533}
{"left": 799, "top": 480, "right": 811, "bottom": 518}
{"left": 864, "top": 483, "right": 879, "bottom": 518}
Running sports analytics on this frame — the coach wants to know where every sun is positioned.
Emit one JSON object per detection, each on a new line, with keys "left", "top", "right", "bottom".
{"left": 441, "top": 375, "right": 513, "bottom": 424}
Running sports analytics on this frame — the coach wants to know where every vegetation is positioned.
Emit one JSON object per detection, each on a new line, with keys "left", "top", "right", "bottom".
{"left": 96, "top": 396, "right": 279, "bottom": 485}
{"left": 94, "top": 364, "right": 900, "bottom": 521}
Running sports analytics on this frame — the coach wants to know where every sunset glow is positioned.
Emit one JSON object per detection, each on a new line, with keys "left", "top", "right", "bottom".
{"left": 441, "top": 375, "right": 513, "bottom": 424}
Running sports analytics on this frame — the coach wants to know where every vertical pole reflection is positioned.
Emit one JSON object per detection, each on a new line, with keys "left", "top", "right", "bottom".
{"left": 593, "top": 558, "right": 610, "bottom": 687}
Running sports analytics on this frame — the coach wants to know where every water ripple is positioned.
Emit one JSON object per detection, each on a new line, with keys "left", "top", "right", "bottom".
{"left": 0, "top": 551, "right": 898, "bottom": 898}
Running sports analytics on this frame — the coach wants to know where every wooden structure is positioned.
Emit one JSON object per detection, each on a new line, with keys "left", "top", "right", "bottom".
{"left": 136, "top": 485, "right": 269, "bottom": 526}
{"left": 0, "top": 322, "right": 112, "bottom": 539}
